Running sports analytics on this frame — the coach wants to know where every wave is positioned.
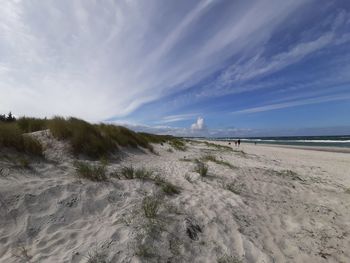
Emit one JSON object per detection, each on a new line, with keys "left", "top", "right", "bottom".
{"left": 240, "top": 139, "right": 350, "bottom": 143}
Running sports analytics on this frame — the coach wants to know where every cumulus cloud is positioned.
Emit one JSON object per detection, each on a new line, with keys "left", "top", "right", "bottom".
{"left": 191, "top": 117, "right": 206, "bottom": 131}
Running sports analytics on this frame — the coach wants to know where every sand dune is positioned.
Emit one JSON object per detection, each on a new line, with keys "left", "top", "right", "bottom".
{"left": 0, "top": 132, "right": 349, "bottom": 262}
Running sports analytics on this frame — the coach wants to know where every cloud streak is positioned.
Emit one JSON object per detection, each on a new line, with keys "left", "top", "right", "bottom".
{"left": 0, "top": 0, "right": 314, "bottom": 121}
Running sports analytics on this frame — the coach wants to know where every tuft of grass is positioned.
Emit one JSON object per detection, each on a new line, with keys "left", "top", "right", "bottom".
{"left": 120, "top": 166, "right": 153, "bottom": 180}
{"left": 194, "top": 160, "right": 208, "bottom": 177}
{"left": 135, "top": 242, "right": 156, "bottom": 259}
{"left": 142, "top": 196, "right": 160, "bottom": 219}
{"left": 203, "top": 141, "right": 233, "bottom": 151}
{"left": 225, "top": 182, "right": 242, "bottom": 195}
{"left": 161, "top": 181, "right": 180, "bottom": 195}
{"left": 0, "top": 123, "right": 43, "bottom": 156}
{"left": 16, "top": 157, "right": 31, "bottom": 169}
{"left": 218, "top": 254, "right": 242, "bottom": 263}
{"left": 87, "top": 247, "right": 108, "bottom": 263}
{"left": 135, "top": 167, "right": 153, "bottom": 180}
{"left": 201, "top": 154, "right": 235, "bottom": 169}
{"left": 120, "top": 166, "right": 135, "bottom": 179}
{"left": 74, "top": 161, "right": 107, "bottom": 181}
{"left": 169, "top": 139, "right": 187, "bottom": 151}
{"left": 167, "top": 148, "right": 174, "bottom": 153}
{"left": 274, "top": 169, "right": 303, "bottom": 181}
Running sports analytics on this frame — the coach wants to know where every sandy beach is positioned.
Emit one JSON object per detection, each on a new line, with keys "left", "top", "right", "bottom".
{"left": 1, "top": 132, "right": 350, "bottom": 262}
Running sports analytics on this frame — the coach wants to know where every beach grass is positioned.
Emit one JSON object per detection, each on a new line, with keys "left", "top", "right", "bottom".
{"left": 201, "top": 154, "right": 235, "bottom": 169}
{"left": 0, "top": 122, "right": 43, "bottom": 156}
{"left": 142, "top": 196, "right": 160, "bottom": 219}
{"left": 194, "top": 160, "right": 208, "bottom": 177}
{"left": 74, "top": 161, "right": 107, "bottom": 181}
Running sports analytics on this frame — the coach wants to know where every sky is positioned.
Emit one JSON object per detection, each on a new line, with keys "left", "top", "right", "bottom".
{"left": 1, "top": 0, "right": 350, "bottom": 137}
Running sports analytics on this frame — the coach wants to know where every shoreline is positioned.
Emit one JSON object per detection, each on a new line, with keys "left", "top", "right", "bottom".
{"left": 250, "top": 143, "right": 350, "bottom": 154}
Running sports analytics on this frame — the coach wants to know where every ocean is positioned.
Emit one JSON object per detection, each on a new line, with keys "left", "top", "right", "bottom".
{"left": 214, "top": 135, "right": 350, "bottom": 148}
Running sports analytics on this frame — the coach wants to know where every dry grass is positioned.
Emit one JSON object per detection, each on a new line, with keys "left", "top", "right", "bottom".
{"left": 17, "top": 117, "right": 48, "bottom": 133}
{"left": 169, "top": 139, "right": 187, "bottom": 151}
{"left": 203, "top": 141, "right": 233, "bottom": 151}
{"left": 194, "top": 160, "right": 208, "bottom": 177}
{"left": 74, "top": 161, "right": 107, "bottom": 182}
{"left": 201, "top": 154, "right": 235, "bottom": 169}
{"left": 225, "top": 182, "right": 242, "bottom": 195}
{"left": 0, "top": 123, "right": 43, "bottom": 156}
{"left": 142, "top": 196, "right": 160, "bottom": 219}
{"left": 120, "top": 166, "right": 153, "bottom": 180}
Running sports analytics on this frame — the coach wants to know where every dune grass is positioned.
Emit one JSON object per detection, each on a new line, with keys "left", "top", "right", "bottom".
{"left": 2, "top": 115, "right": 176, "bottom": 159}
{"left": 224, "top": 182, "right": 242, "bottom": 195}
{"left": 169, "top": 139, "right": 187, "bottom": 151}
{"left": 203, "top": 141, "right": 233, "bottom": 151}
{"left": 142, "top": 196, "right": 160, "bottom": 219}
{"left": 194, "top": 160, "right": 208, "bottom": 177}
{"left": 74, "top": 161, "right": 107, "bottom": 181}
{"left": 16, "top": 117, "right": 48, "bottom": 133}
{"left": 201, "top": 154, "right": 235, "bottom": 169}
{"left": 120, "top": 166, "right": 153, "bottom": 180}
{"left": 0, "top": 123, "right": 43, "bottom": 156}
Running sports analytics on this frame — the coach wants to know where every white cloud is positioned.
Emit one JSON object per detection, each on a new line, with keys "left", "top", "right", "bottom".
{"left": 232, "top": 93, "right": 350, "bottom": 115}
{"left": 158, "top": 113, "right": 197, "bottom": 124}
{"left": 0, "top": 0, "right": 313, "bottom": 121}
{"left": 191, "top": 117, "right": 206, "bottom": 131}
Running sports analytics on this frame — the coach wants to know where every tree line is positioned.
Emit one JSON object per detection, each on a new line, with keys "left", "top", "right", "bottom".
{"left": 0, "top": 112, "right": 16, "bottom": 122}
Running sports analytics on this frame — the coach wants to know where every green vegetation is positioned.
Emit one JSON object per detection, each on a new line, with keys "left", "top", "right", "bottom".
{"left": 169, "top": 139, "right": 187, "bottom": 151}
{"left": 225, "top": 182, "right": 242, "bottom": 195}
{"left": 201, "top": 154, "right": 235, "bottom": 169}
{"left": 161, "top": 182, "right": 181, "bottom": 195}
{"left": 194, "top": 160, "right": 208, "bottom": 177}
{"left": 120, "top": 166, "right": 153, "bottom": 180}
{"left": 16, "top": 117, "right": 48, "bottom": 133}
{"left": 202, "top": 141, "right": 233, "bottom": 151}
{"left": 74, "top": 161, "right": 107, "bottom": 181}
{"left": 1, "top": 114, "right": 185, "bottom": 159}
{"left": 142, "top": 196, "right": 160, "bottom": 219}
{"left": 0, "top": 123, "right": 43, "bottom": 156}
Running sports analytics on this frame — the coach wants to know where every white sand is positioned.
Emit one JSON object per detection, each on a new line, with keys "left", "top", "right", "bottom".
{"left": 0, "top": 132, "right": 349, "bottom": 262}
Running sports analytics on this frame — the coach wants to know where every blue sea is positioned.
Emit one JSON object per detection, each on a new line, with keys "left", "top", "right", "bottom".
{"left": 213, "top": 135, "right": 350, "bottom": 148}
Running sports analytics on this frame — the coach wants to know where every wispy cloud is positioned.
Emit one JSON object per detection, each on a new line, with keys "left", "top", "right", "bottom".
{"left": 158, "top": 113, "right": 198, "bottom": 124}
{"left": 0, "top": 0, "right": 314, "bottom": 121}
{"left": 232, "top": 94, "right": 350, "bottom": 115}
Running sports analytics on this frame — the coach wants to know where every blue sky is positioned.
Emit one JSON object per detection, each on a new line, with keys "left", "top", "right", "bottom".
{"left": 1, "top": 0, "right": 350, "bottom": 136}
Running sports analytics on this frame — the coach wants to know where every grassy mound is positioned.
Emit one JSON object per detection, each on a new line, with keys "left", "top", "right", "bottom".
{"left": 0, "top": 123, "right": 43, "bottom": 156}
{"left": 1, "top": 114, "right": 181, "bottom": 159}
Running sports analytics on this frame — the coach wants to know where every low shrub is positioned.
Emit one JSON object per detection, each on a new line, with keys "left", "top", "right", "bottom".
{"left": 201, "top": 154, "right": 235, "bottom": 169}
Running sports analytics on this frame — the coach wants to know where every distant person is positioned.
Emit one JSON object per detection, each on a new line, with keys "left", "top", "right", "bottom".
{"left": 234, "top": 140, "right": 237, "bottom": 146}
{"left": 238, "top": 139, "right": 241, "bottom": 146}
